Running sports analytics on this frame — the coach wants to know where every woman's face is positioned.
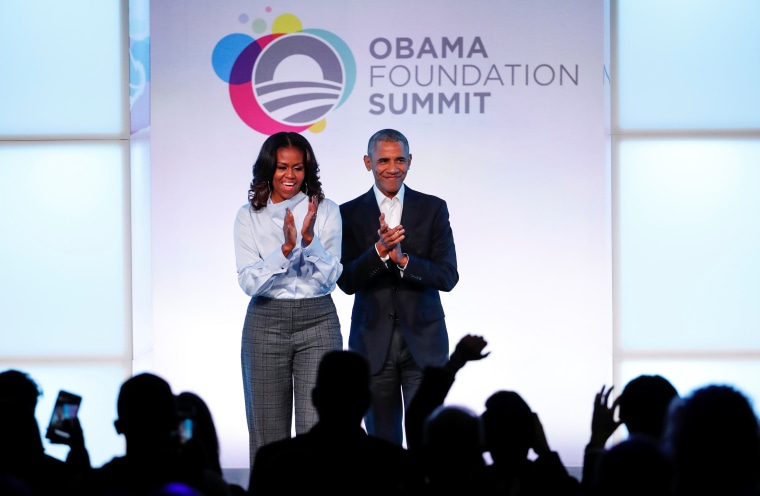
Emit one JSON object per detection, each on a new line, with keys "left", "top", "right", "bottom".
{"left": 270, "top": 146, "right": 305, "bottom": 203}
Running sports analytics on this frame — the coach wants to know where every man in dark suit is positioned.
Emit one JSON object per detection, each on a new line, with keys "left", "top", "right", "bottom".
{"left": 338, "top": 128, "right": 459, "bottom": 445}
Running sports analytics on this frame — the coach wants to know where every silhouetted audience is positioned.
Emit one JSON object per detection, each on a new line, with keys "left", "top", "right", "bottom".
{"left": 0, "top": 369, "right": 90, "bottom": 495}
{"left": 5, "top": 352, "right": 760, "bottom": 496}
{"left": 582, "top": 375, "right": 678, "bottom": 493}
{"left": 618, "top": 375, "right": 679, "bottom": 440}
{"left": 0, "top": 370, "right": 41, "bottom": 412}
{"left": 419, "top": 404, "right": 488, "bottom": 494}
{"left": 177, "top": 392, "right": 222, "bottom": 475}
{"left": 663, "top": 384, "right": 760, "bottom": 496}
{"left": 404, "top": 334, "right": 489, "bottom": 451}
{"left": 592, "top": 436, "right": 672, "bottom": 496}
{"left": 398, "top": 334, "right": 490, "bottom": 493}
{"left": 248, "top": 349, "right": 417, "bottom": 495}
{"left": 75, "top": 372, "right": 231, "bottom": 496}
{"left": 0, "top": 398, "right": 70, "bottom": 496}
{"left": 177, "top": 391, "right": 246, "bottom": 496}
{"left": 481, "top": 390, "right": 580, "bottom": 495}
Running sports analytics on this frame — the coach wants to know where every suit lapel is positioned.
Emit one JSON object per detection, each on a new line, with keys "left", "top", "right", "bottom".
{"left": 400, "top": 187, "right": 421, "bottom": 231}
{"left": 358, "top": 188, "right": 380, "bottom": 239}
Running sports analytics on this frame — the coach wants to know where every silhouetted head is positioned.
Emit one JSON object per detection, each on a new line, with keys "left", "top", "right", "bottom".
{"left": 663, "top": 384, "right": 760, "bottom": 495}
{"left": 311, "top": 350, "right": 371, "bottom": 425}
{"left": 0, "top": 371, "right": 46, "bottom": 473}
{"left": 177, "top": 391, "right": 222, "bottom": 475}
{"left": 0, "top": 369, "right": 41, "bottom": 412}
{"left": 115, "top": 373, "right": 178, "bottom": 443}
{"left": 422, "top": 405, "right": 483, "bottom": 488}
{"left": 0, "top": 398, "right": 44, "bottom": 463}
{"left": 618, "top": 374, "right": 678, "bottom": 440}
{"left": 481, "top": 390, "right": 534, "bottom": 463}
{"left": 595, "top": 436, "right": 672, "bottom": 496}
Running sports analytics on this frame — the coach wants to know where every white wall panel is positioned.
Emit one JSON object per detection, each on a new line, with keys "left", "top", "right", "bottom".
{"left": 0, "top": 0, "right": 127, "bottom": 137}
{"left": 616, "top": 0, "right": 760, "bottom": 130}
{"left": 0, "top": 142, "right": 131, "bottom": 356}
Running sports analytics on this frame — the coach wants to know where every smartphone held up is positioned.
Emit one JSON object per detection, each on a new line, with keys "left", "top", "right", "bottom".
{"left": 45, "top": 390, "right": 82, "bottom": 445}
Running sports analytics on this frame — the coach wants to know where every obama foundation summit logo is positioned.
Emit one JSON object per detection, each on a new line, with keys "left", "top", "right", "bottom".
{"left": 212, "top": 11, "right": 356, "bottom": 135}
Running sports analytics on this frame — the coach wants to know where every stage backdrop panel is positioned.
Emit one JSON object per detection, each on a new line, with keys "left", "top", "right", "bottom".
{"left": 150, "top": 0, "right": 608, "bottom": 468}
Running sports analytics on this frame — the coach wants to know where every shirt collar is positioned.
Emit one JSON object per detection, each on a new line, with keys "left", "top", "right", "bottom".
{"left": 266, "top": 192, "right": 307, "bottom": 223}
{"left": 372, "top": 183, "right": 405, "bottom": 208}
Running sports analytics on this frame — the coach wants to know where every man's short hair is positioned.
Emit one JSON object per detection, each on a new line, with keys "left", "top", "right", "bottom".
{"left": 367, "top": 129, "right": 410, "bottom": 157}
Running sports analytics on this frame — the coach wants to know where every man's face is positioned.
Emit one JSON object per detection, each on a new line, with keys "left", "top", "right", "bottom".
{"left": 364, "top": 140, "right": 412, "bottom": 198}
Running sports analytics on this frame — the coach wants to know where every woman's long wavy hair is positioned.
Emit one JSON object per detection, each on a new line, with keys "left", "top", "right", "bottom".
{"left": 248, "top": 132, "right": 325, "bottom": 211}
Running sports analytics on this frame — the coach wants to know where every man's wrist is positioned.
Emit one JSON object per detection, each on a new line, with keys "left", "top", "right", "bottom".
{"left": 375, "top": 242, "right": 390, "bottom": 261}
{"left": 396, "top": 253, "right": 409, "bottom": 270}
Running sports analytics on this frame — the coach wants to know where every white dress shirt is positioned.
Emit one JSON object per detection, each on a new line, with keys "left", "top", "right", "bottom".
{"left": 373, "top": 185, "right": 408, "bottom": 272}
{"left": 233, "top": 192, "right": 343, "bottom": 298}
{"left": 374, "top": 184, "right": 405, "bottom": 227}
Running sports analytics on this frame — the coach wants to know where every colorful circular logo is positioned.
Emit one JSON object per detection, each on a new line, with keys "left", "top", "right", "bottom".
{"left": 212, "top": 14, "right": 356, "bottom": 134}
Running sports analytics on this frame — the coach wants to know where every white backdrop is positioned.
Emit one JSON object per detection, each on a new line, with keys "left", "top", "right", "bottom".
{"left": 149, "top": 0, "right": 609, "bottom": 468}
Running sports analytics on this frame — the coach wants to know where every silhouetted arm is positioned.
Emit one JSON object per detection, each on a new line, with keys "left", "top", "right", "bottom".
{"left": 581, "top": 385, "right": 621, "bottom": 489}
{"left": 65, "top": 417, "right": 91, "bottom": 472}
{"left": 405, "top": 335, "right": 489, "bottom": 450}
{"left": 530, "top": 412, "right": 581, "bottom": 495}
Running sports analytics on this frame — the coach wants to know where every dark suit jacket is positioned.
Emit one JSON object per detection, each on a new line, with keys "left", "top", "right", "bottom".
{"left": 338, "top": 186, "right": 459, "bottom": 374}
